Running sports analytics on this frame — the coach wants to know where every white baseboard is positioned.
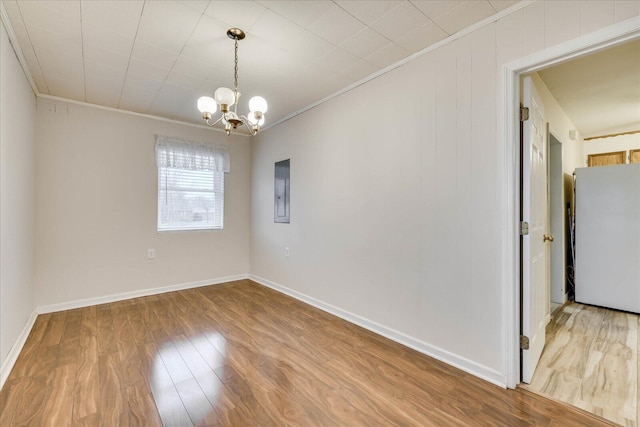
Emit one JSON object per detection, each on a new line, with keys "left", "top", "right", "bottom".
{"left": 250, "top": 274, "right": 507, "bottom": 388}
{"left": 0, "top": 310, "right": 38, "bottom": 390}
{"left": 37, "top": 274, "right": 249, "bottom": 314}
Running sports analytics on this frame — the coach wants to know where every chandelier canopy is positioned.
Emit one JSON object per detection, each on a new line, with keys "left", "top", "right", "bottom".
{"left": 197, "top": 28, "right": 268, "bottom": 136}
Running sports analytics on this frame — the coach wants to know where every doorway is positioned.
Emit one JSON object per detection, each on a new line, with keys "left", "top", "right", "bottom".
{"left": 507, "top": 18, "right": 640, "bottom": 427}
{"left": 503, "top": 18, "right": 640, "bottom": 389}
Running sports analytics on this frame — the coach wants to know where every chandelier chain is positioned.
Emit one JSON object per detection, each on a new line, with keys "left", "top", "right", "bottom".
{"left": 234, "top": 38, "right": 239, "bottom": 92}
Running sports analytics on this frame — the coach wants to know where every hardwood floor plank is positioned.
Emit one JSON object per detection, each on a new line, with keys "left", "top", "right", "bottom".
{"left": 135, "top": 341, "right": 158, "bottom": 386}
{"left": 61, "top": 313, "right": 82, "bottom": 342}
{"left": 213, "top": 364, "right": 276, "bottom": 424}
{"left": 25, "top": 342, "right": 59, "bottom": 379}
{"left": 188, "top": 333, "right": 226, "bottom": 372}
{"left": 171, "top": 333, "right": 231, "bottom": 418}
{"left": 148, "top": 297, "right": 183, "bottom": 344}
{"left": 99, "top": 352, "right": 129, "bottom": 426}
{"left": 174, "top": 376, "right": 216, "bottom": 425}
{"left": 147, "top": 342, "right": 194, "bottom": 427}
{"left": 12, "top": 344, "right": 64, "bottom": 426}
{"left": 10, "top": 370, "right": 55, "bottom": 426}
{"left": 258, "top": 387, "right": 326, "bottom": 427}
{"left": 127, "top": 384, "right": 163, "bottom": 427}
{"left": 126, "top": 306, "right": 154, "bottom": 345}
{"left": 56, "top": 336, "right": 81, "bottom": 368}
{"left": 97, "top": 306, "right": 118, "bottom": 357}
{"left": 40, "top": 363, "right": 76, "bottom": 426}
{"left": 156, "top": 339, "right": 194, "bottom": 385}
{"left": 41, "top": 311, "right": 67, "bottom": 347}
{"left": 0, "top": 379, "right": 26, "bottom": 426}
{"left": 2, "top": 280, "right": 620, "bottom": 426}
{"left": 79, "top": 306, "right": 97, "bottom": 338}
{"left": 73, "top": 335, "right": 100, "bottom": 421}
{"left": 71, "top": 412, "right": 101, "bottom": 427}
{"left": 114, "top": 312, "right": 151, "bottom": 394}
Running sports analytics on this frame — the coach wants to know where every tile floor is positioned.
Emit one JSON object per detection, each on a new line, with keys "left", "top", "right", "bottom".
{"left": 525, "top": 302, "right": 638, "bottom": 426}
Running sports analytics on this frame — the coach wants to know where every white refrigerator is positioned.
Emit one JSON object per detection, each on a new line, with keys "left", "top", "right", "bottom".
{"left": 575, "top": 163, "right": 640, "bottom": 313}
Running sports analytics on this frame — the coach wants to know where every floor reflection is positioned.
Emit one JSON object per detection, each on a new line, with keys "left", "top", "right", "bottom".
{"left": 151, "top": 333, "right": 226, "bottom": 426}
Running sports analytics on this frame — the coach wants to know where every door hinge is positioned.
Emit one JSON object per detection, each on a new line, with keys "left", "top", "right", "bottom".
{"left": 520, "top": 106, "right": 529, "bottom": 122}
{"left": 520, "top": 335, "right": 530, "bottom": 350}
{"left": 520, "top": 221, "right": 529, "bottom": 236}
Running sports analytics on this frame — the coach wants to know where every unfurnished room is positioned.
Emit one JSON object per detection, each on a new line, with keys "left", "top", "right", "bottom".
{"left": 1, "top": 1, "right": 639, "bottom": 426}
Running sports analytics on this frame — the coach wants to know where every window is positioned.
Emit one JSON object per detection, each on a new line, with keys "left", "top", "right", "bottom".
{"left": 155, "top": 136, "right": 229, "bottom": 231}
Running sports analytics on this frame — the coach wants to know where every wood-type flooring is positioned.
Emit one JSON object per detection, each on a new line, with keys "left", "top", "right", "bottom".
{"left": 1, "top": 280, "right": 614, "bottom": 426}
{"left": 526, "top": 302, "right": 639, "bottom": 426}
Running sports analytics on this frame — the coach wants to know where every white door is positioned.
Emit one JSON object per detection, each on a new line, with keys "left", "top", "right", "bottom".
{"left": 521, "top": 76, "right": 549, "bottom": 384}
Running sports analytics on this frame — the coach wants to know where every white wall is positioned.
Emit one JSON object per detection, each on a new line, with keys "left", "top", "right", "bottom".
{"left": 583, "top": 132, "right": 640, "bottom": 165}
{"left": 250, "top": 1, "right": 639, "bottom": 385}
{"left": 35, "top": 98, "right": 251, "bottom": 307}
{"left": 0, "top": 21, "right": 36, "bottom": 369}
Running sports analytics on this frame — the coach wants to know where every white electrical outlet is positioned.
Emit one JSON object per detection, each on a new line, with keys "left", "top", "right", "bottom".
{"left": 147, "top": 249, "right": 155, "bottom": 259}
{"left": 285, "top": 247, "right": 290, "bottom": 258}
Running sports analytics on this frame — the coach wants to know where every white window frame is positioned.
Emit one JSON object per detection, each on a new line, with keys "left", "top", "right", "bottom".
{"left": 155, "top": 135, "right": 229, "bottom": 232}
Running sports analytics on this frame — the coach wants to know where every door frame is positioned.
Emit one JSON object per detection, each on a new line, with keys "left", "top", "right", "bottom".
{"left": 502, "top": 18, "right": 640, "bottom": 389}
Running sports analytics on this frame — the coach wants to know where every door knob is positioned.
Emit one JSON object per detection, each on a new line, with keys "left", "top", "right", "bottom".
{"left": 543, "top": 235, "right": 554, "bottom": 242}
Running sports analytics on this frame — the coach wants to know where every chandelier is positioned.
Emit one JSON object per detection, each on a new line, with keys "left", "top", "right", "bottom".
{"left": 196, "top": 28, "right": 268, "bottom": 136}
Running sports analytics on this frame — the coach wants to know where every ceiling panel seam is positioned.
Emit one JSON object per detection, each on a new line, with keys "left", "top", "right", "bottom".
{"left": 117, "top": 1, "right": 146, "bottom": 109}
{"left": 0, "top": 1, "right": 40, "bottom": 95}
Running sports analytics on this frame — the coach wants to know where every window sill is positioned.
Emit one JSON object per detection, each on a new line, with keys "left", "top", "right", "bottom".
{"left": 157, "top": 227, "right": 223, "bottom": 233}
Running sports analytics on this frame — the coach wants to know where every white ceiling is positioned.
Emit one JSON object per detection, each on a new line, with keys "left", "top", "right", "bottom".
{"left": 2, "top": 0, "right": 518, "bottom": 130}
{"left": 538, "top": 39, "right": 640, "bottom": 139}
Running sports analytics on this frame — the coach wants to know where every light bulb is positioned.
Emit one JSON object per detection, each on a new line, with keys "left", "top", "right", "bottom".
{"left": 247, "top": 111, "right": 265, "bottom": 126}
{"left": 249, "top": 96, "right": 268, "bottom": 113}
{"left": 197, "top": 96, "right": 217, "bottom": 114}
{"left": 214, "top": 87, "right": 235, "bottom": 107}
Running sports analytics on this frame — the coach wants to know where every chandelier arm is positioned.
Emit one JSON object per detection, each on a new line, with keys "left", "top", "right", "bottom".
{"left": 205, "top": 115, "right": 224, "bottom": 127}
{"left": 239, "top": 117, "right": 258, "bottom": 136}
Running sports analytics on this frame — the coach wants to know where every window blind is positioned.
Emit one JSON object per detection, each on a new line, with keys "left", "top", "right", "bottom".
{"left": 155, "top": 136, "right": 229, "bottom": 231}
